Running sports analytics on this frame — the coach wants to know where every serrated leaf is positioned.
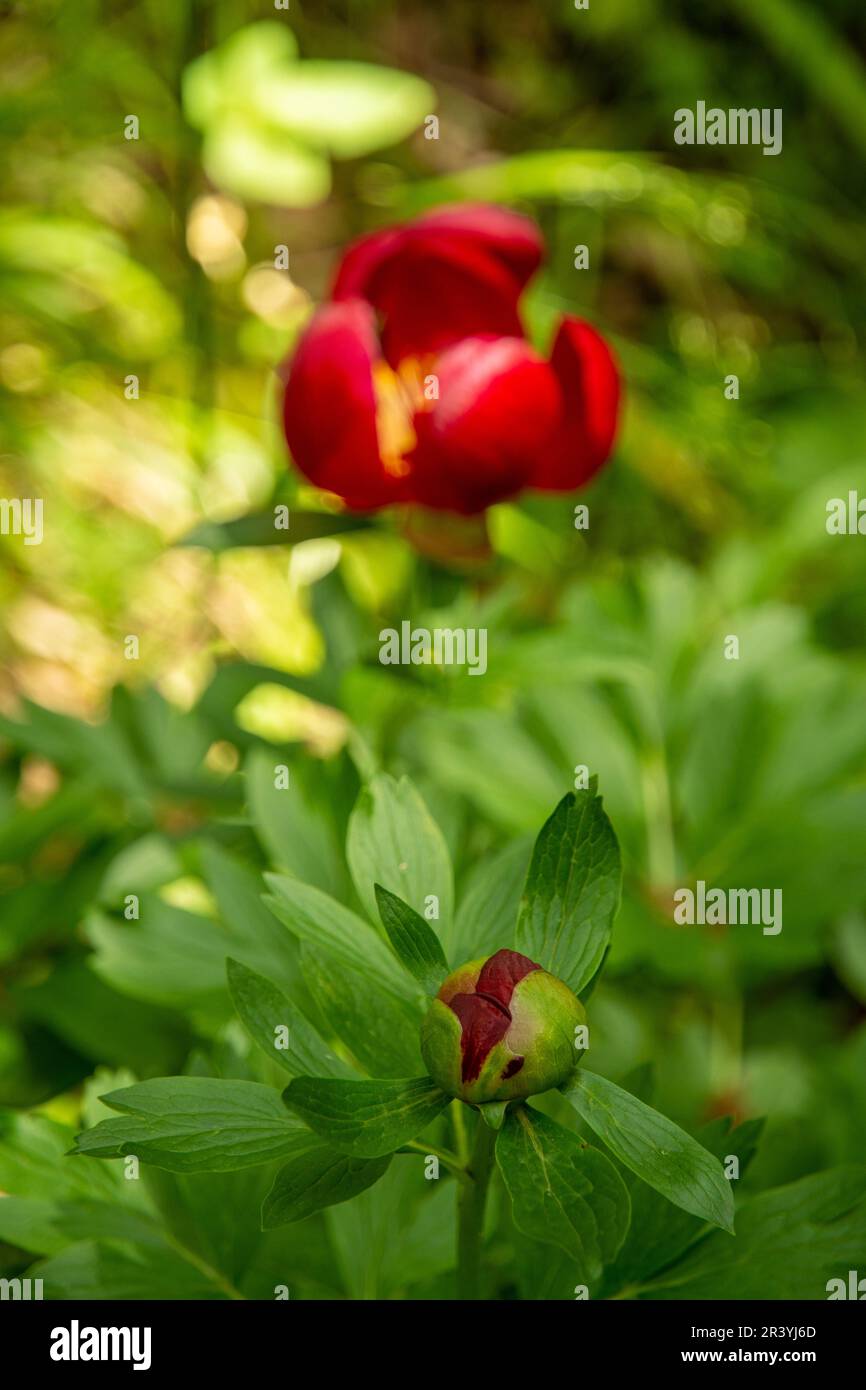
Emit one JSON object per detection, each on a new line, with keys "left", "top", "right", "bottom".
{"left": 562, "top": 1070, "right": 735, "bottom": 1234}
{"left": 226, "top": 958, "right": 352, "bottom": 1079}
{"left": 515, "top": 784, "right": 621, "bottom": 994}
{"left": 262, "top": 1136, "right": 391, "bottom": 1227}
{"left": 282, "top": 1077, "right": 449, "bottom": 1158}
{"left": 496, "top": 1106, "right": 630, "bottom": 1288}
{"left": 347, "top": 774, "right": 454, "bottom": 942}
{"left": 71, "top": 1078, "right": 303, "bottom": 1173}
{"left": 375, "top": 883, "right": 448, "bottom": 996}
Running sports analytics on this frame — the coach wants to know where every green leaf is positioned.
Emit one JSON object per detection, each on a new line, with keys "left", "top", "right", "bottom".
{"left": 179, "top": 509, "right": 370, "bottom": 552}
{"left": 452, "top": 834, "right": 533, "bottom": 962}
{"left": 0, "top": 1112, "right": 119, "bottom": 1202}
{"left": 49, "top": 1198, "right": 167, "bottom": 1252}
{"left": 262, "top": 1135, "right": 391, "bottom": 1227}
{"left": 299, "top": 942, "right": 424, "bottom": 1078}
{"left": 183, "top": 22, "right": 300, "bottom": 131}
{"left": 407, "top": 709, "right": 563, "bottom": 834}
{"left": 202, "top": 118, "right": 331, "bottom": 208}
{"left": 562, "top": 1071, "right": 735, "bottom": 1234}
{"left": 255, "top": 61, "right": 435, "bottom": 159}
{"left": 263, "top": 874, "right": 420, "bottom": 1006}
{"left": 86, "top": 879, "right": 297, "bottom": 1019}
{"left": 833, "top": 913, "right": 866, "bottom": 1004}
{"left": 496, "top": 1106, "right": 630, "bottom": 1288}
{"left": 515, "top": 784, "right": 621, "bottom": 994}
{"left": 71, "top": 1078, "right": 304, "bottom": 1174}
{"left": 282, "top": 1077, "right": 449, "bottom": 1158}
{"left": 226, "top": 958, "right": 352, "bottom": 1079}
{"left": 374, "top": 884, "right": 449, "bottom": 996}
{"left": 326, "top": 1159, "right": 456, "bottom": 1299}
{"left": 246, "top": 749, "right": 342, "bottom": 895}
{"left": 34, "top": 1240, "right": 227, "bottom": 1301}
{"left": 604, "top": 1117, "right": 763, "bottom": 1293}
{"left": 199, "top": 840, "right": 303, "bottom": 984}
{"left": 13, "top": 958, "right": 189, "bottom": 1077}
{"left": 347, "top": 774, "right": 454, "bottom": 942}
{"left": 0, "top": 1197, "right": 66, "bottom": 1256}
{"left": 640, "top": 1166, "right": 866, "bottom": 1300}
{"left": 183, "top": 23, "right": 434, "bottom": 204}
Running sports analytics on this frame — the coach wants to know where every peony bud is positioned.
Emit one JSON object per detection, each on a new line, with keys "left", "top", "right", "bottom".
{"left": 420, "top": 948, "right": 585, "bottom": 1104}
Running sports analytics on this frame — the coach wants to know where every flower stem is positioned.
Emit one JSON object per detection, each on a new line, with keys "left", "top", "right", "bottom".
{"left": 456, "top": 1114, "right": 496, "bottom": 1300}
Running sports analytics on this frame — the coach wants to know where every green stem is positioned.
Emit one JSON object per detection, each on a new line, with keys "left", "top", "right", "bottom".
{"left": 456, "top": 1115, "right": 496, "bottom": 1300}
{"left": 451, "top": 1098, "right": 470, "bottom": 1165}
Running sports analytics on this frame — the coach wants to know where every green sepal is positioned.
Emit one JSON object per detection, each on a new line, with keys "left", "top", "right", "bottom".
{"left": 478, "top": 1100, "right": 510, "bottom": 1131}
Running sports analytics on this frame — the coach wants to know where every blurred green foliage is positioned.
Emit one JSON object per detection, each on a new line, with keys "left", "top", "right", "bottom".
{"left": 1, "top": 0, "right": 865, "bottom": 1297}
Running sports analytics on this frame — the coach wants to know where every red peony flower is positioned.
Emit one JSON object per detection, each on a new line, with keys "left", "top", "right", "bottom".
{"left": 280, "top": 204, "right": 621, "bottom": 515}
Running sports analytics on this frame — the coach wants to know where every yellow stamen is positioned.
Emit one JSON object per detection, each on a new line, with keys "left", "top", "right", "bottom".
{"left": 373, "top": 355, "right": 435, "bottom": 477}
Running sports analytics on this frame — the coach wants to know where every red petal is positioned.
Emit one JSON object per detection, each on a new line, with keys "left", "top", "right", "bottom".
{"left": 406, "top": 336, "right": 562, "bottom": 514}
{"left": 330, "top": 227, "right": 402, "bottom": 302}
{"left": 281, "top": 300, "right": 409, "bottom": 511}
{"left": 409, "top": 204, "right": 543, "bottom": 285}
{"left": 530, "top": 317, "right": 621, "bottom": 491}
{"left": 332, "top": 204, "right": 543, "bottom": 366}
{"left": 476, "top": 949, "right": 541, "bottom": 1006}
{"left": 448, "top": 993, "right": 511, "bottom": 1083}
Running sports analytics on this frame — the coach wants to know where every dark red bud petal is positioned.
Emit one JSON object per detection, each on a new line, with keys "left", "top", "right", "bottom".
{"left": 475, "top": 948, "right": 541, "bottom": 1006}
{"left": 448, "top": 992, "right": 511, "bottom": 1083}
